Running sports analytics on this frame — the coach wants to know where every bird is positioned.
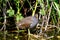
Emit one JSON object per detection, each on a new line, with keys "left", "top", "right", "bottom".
{"left": 16, "top": 14, "right": 38, "bottom": 30}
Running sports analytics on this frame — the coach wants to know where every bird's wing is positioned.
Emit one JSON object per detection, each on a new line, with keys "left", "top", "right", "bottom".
{"left": 17, "top": 16, "right": 33, "bottom": 29}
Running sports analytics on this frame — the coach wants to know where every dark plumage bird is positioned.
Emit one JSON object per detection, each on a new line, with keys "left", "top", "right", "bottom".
{"left": 16, "top": 14, "right": 38, "bottom": 30}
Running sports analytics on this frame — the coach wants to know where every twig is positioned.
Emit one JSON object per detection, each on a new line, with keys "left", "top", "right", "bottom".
{"left": 45, "top": 2, "right": 53, "bottom": 31}
{"left": 40, "top": 16, "right": 45, "bottom": 33}
{"left": 2, "top": 1, "right": 7, "bottom": 40}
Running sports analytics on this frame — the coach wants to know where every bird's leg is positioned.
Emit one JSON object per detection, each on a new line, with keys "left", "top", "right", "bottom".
{"left": 36, "top": 23, "right": 40, "bottom": 34}
{"left": 16, "top": 26, "right": 20, "bottom": 40}
{"left": 28, "top": 28, "right": 30, "bottom": 40}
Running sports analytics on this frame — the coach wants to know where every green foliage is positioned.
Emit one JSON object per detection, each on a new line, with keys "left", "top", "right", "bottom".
{"left": 37, "top": 0, "right": 40, "bottom": 4}
{"left": 1, "top": 0, "right": 60, "bottom": 40}
{"left": 14, "top": 0, "right": 24, "bottom": 22}
{"left": 51, "top": 10, "right": 57, "bottom": 25}
{"left": 16, "top": 13, "right": 23, "bottom": 22}
{"left": 14, "top": 0, "right": 20, "bottom": 9}
{"left": 53, "top": 2, "right": 60, "bottom": 19}
{"left": 0, "top": 17, "right": 3, "bottom": 20}
{"left": 39, "top": 8, "right": 45, "bottom": 15}
{"left": 38, "top": 0, "right": 46, "bottom": 15}
{"left": 7, "top": 7, "right": 14, "bottom": 17}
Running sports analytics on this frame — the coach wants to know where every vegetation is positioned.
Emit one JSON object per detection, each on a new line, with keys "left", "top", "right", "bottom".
{"left": 0, "top": 0, "right": 60, "bottom": 40}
